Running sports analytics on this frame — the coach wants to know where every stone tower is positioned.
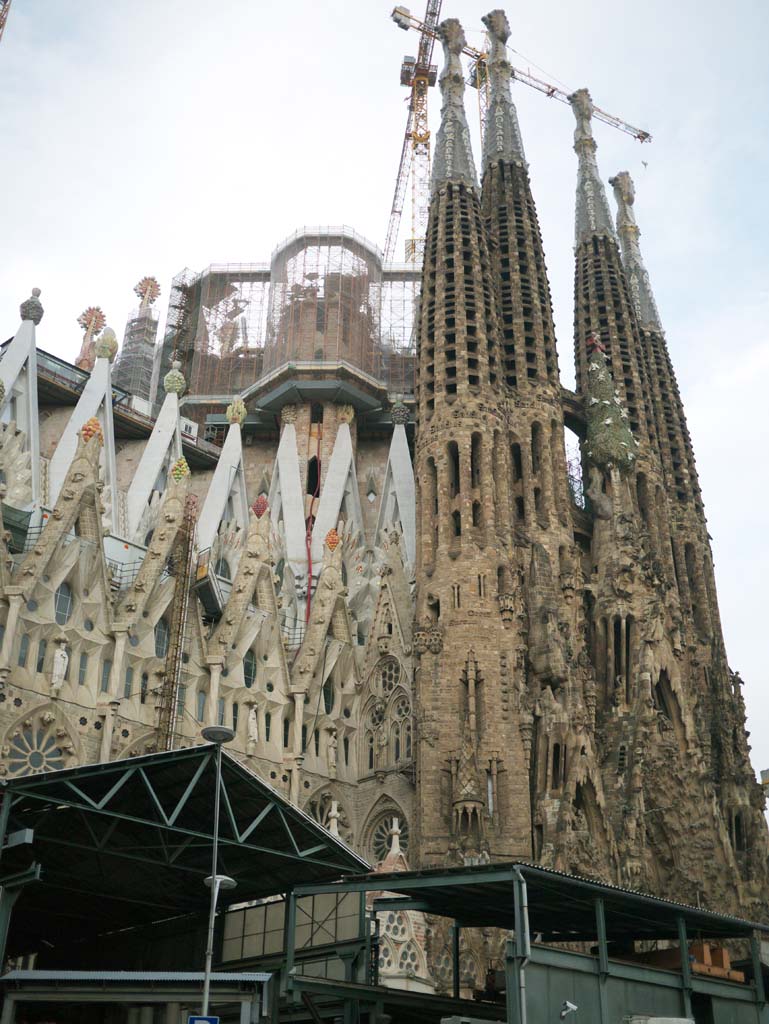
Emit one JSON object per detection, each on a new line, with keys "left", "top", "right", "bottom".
{"left": 410, "top": 12, "right": 768, "bottom": 916}
{"left": 413, "top": 18, "right": 530, "bottom": 866}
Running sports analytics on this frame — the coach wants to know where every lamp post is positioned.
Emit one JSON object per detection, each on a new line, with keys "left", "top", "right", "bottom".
{"left": 201, "top": 724, "right": 236, "bottom": 1016}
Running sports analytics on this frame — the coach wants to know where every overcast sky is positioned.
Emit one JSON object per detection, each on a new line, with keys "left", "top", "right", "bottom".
{"left": 1, "top": 0, "right": 768, "bottom": 775}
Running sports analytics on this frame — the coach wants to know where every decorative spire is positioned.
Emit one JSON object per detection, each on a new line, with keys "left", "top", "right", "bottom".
{"left": 75, "top": 306, "right": 106, "bottom": 372}
{"left": 134, "top": 276, "right": 161, "bottom": 310}
{"left": 569, "top": 89, "right": 615, "bottom": 244}
{"left": 584, "top": 334, "right": 639, "bottom": 473}
{"left": 431, "top": 19, "right": 477, "bottom": 194}
{"left": 19, "top": 288, "right": 43, "bottom": 325}
{"left": 163, "top": 360, "right": 186, "bottom": 395}
{"left": 609, "top": 171, "right": 663, "bottom": 331}
{"left": 481, "top": 10, "right": 526, "bottom": 170}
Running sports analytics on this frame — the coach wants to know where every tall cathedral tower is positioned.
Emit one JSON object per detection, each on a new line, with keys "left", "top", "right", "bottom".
{"left": 411, "top": 11, "right": 768, "bottom": 916}
{"left": 413, "top": 18, "right": 530, "bottom": 865}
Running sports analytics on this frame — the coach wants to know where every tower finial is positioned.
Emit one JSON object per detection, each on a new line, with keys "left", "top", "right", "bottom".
{"left": 431, "top": 19, "right": 477, "bottom": 194}
{"left": 481, "top": 10, "right": 527, "bottom": 169}
{"left": 609, "top": 171, "right": 662, "bottom": 331}
{"left": 569, "top": 88, "right": 615, "bottom": 245}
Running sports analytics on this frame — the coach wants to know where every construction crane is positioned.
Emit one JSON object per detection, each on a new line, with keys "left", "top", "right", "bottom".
{"left": 384, "top": 0, "right": 442, "bottom": 265}
{"left": 0, "top": 0, "right": 11, "bottom": 45}
{"left": 157, "top": 494, "right": 198, "bottom": 751}
{"left": 385, "top": 6, "right": 651, "bottom": 263}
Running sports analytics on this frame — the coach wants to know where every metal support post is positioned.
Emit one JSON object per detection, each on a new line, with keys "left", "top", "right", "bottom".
{"left": 282, "top": 889, "right": 297, "bottom": 998}
{"left": 676, "top": 914, "right": 693, "bottom": 1020}
{"left": 504, "top": 936, "right": 519, "bottom": 1024}
{"left": 594, "top": 897, "right": 610, "bottom": 1024}
{"left": 513, "top": 868, "right": 530, "bottom": 1024}
{"left": 451, "top": 921, "right": 460, "bottom": 999}
{"left": 751, "top": 932, "right": 766, "bottom": 1017}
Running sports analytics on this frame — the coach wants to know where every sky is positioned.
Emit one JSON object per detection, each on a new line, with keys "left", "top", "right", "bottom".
{"left": 1, "top": 0, "right": 768, "bottom": 773}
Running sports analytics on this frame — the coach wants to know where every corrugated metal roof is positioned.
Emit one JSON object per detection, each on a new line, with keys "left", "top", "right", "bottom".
{"left": 1, "top": 970, "right": 270, "bottom": 984}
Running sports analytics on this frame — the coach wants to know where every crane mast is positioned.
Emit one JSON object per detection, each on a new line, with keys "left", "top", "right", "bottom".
{"left": 384, "top": 0, "right": 442, "bottom": 264}
{"left": 0, "top": 0, "right": 11, "bottom": 44}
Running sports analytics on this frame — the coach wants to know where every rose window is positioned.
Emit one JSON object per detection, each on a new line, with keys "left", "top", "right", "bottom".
{"left": 398, "top": 941, "right": 421, "bottom": 974}
{"left": 459, "top": 951, "right": 479, "bottom": 987}
{"left": 372, "top": 815, "right": 410, "bottom": 861}
{"left": 433, "top": 948, "right": 452, "bottom": 989}
{"left": 7, "top": 717, "right": 65, "bottom": 777}
{"left": 383, "top": 911, "right": 409, "bottom": 941}
{"left": 378, "top": 658, "right": 401, "bottom": 696}
{"left": 395, "top": 695, "right": 410, "bottom": 719}
{"left": 378, "top": 939, "right": 394, "bottom": 972}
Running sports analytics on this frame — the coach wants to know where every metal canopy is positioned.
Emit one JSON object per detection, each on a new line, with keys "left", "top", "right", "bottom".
{"left": 296, "top": 861, "right": 769, "bottom": 943}
{"left": 0, "top": 744, "right": 368, "bottom": 954}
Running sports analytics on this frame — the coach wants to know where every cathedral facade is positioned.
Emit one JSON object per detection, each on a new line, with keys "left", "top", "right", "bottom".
{"left": 0, "top": 7, "right": 765, "bottom": 988}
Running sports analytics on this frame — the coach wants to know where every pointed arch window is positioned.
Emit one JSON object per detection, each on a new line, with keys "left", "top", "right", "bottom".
{"left": 232, "top": 702, "right": 239, "bottom": 731}
{"left": 214, "top": 557, "right": 231, "bottom": 581}
{"left": 54, "top": 582, "right": 73, "bottom": 625}
{"left": 264, "top": 711, "right": 272, "bottom": 742}
{"left": 100, "top": 659, "right": 112, "bottom": 694}
{"left": 243, "top": 649, "right": 257, "bottom": 689}
{"left": 78, "top": 653, "right": 89, "bottom": 686}
{"left": 196, "top": 690, "right": 206, "bottom": 722}
{"left": 154, "top": 618, "right": 170, "bottom": 658}
{"left": 123, "top": 665, "right": 133, "bottom": 698}
{"left": 366, "top": 732, "right": 375, "bottom": 771}
{"left": 17, "top": 634, "right": 29, "bottom": 668}
{"left": 323, "top": 677, "right": 334, "bottom": 714}
{"left": 35, "top": 639, "right": 47, "bottom": 674}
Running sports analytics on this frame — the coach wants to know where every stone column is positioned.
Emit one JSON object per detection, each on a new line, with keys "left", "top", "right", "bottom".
{"left": 98, "top": 699, "right": 120, "bottom": 762}
{"left": 206, "top": 658, "right": 224, "bottom": 727}
{"left": 110, "top": 623, "right": 129, "bottom": 698}
{"left": 0, "top": 588, "right": 24, "bottom": 670}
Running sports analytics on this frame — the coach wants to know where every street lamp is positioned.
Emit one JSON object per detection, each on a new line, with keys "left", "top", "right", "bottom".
{"left": 201, "top": 724, "right": 236, "bottom": 1016}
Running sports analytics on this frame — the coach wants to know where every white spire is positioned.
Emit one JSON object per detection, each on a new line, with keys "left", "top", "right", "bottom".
{"left": 609, "top": 171, "right": 663, "bottom": 331}
{"left": 481, "top": 10, "right": 527, "bottom": 170}
{"left": 570, "top": 88, "right": 616, "bottom": 245}
{"left": 431, "top": 19, "right": 477, "bottom": 193}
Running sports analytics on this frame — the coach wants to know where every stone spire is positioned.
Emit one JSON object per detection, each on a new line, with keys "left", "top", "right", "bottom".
{"left": 609, "top": 172, "right": 662, "bottom": 331}
{"left": 481, "top": 10, "right": 526, "bottom": 170}
{"left": 431, "top": 19, "right": 477, "bottom": 193}
{"left": 570, "top": 89, "right": 615, "bottom": 244}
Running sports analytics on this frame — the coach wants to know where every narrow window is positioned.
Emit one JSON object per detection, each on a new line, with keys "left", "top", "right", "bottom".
{"left": 36, "top": 639, "right": 47, "bottom": 674}
{"left": 448, "top": 441, "right": 460, "bottom": 497}
{"left": 511, "top": 443, "right": 523, "bottom": 482}
{"left": 452, "top": 583, "right": 461, "bottom": 609}
{"left": 123, "top": 666, "right": 132, "bottom": 697}
{"left": 478, "top": 574, "right": 486, "bottom": 598}
{"left": 306, "top": 456, "right": 320, "bottom": 495}
{"left": 283, "top": 716, "right": 290, "bottom": 748}
{"left": 323, "top": 677, "right": 334, "bottom": 714}
{"left": 17, "top": 634, "right": 29, "bottom": 668}
{"left": 154, "top": 618, "right": 170, "bottom": 659}
{"left": 243, "top": 649, "right": 256, "bottom": 689}
{"left": 552, "top": 743, "right": 562, "bottom": 789}
{"left": 343, "top": 736, "right": 350, "bottom": 765}
{"left": 314, "top": 728, "right": 320, "bottom": 756}
{"left": 217, "top": 697, "right": 225, "bottom": 726}
{"left": 54, "top": 582, "right": 73, "bottom": 625}
{"left": 393, "top": 722, "right": 401, "bottom": 762}
{"left": 141, "top": 673, "right": 149, "bottom": 704}
{"left": 214, "top": 557, "right": 231, "bottom": 581}
{"left": 265, "top": 711, "right": 272, "bottom": 742}
{"left": 196, "top": 690, "right": 206, "bottom": 721}
{"left": 100, "top": 659, "right": 112, "bottom": 694}
{"left": 531, "top": 423, "right": 543, "bottom": 474}
{"left": 452, "top": 510, "right": 462, "bottom": 537}
{"left": 301, "top": 724, "right": 307, "bottom": 752}
{"left": 472, "top": 500, "right": 482, "bottom": 527}
{"left": 470, "top": 432, "right": 482, "bottom": 488}
{"left": 515, "top": 496, "right": 525, "bottom": 521}
{"left": 486, "top": 770, "right": 494, "bottom": 815}
{"left": 78, "top": 652, "right": 88, "bottom": 686}
{"left": 367, "top": 732, "right": 374, "bottom": 770}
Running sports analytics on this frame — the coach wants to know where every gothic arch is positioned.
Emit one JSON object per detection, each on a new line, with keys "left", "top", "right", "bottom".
{"left": 0, "top": 702, "right": 81, "bottom": 778}
{"left": 361, "top": 795, "right": 410, "bottom": 864}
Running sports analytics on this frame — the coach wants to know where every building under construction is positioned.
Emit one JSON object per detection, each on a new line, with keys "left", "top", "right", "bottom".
{"left": 0, "top": 4, "right": 767, "bottom": 1019}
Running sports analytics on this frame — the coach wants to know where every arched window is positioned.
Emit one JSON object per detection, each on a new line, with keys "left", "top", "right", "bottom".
{"left": 366, "top": 732, "right": 374, "bottom": 771}
{"left": 54, "top": 582, "right": 73, "bottom": 625}
{"left": 100, "top": 659, "right": 112, "bottom": 693}
{"left": 35, "top": 639, "right": 47, "bottom": 674}
{"left": 323, "top": 677, "right": 334, "bottom": 714}
{"left": 123, "top": 665, "right": 133, "bottom": 698}
{"left": 154, "top": 618, "right": 170, "bottom": 658}
{"left": 264, "top": 712, "right": 272, "bottom": 742}
{"left": 392, "top": 722, "right": 401, "bottom": 762}
{"left": 552, "top": 743, "right": 564, "bottom": 789}
{"left": 243, "top": 649, "right": 257, "bottom": 688}
{"left": 17, "top": 634, "right": 29, "bottom": 668}
{"left": 140, "top": 673, "right": 148, "bottom": 704}
{"left": 283, "top": 716, "right": 290, "bottom": 748}
{"left": 196, "top": 690, "right": 206, "bottom": 722}
{"left": 214, "top": 558, "right": 231, "bottom": 581}
{"left": 232, "top": 702, "right": 239, "bottom": 731}
{"left": 217, "top": 697, "right": 225, "bottom": 726}
{"left": 78, "top": 653, "right": 89, "bottom": 686}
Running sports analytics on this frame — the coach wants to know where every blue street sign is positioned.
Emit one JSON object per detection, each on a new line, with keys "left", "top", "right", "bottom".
{"left": 187, "top": 1018, "right": 219, "bottom": 1024}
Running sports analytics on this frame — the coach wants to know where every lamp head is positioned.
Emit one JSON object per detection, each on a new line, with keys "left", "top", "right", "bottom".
{"left": 201, "top": 725, "right": 235, "bottom": 745}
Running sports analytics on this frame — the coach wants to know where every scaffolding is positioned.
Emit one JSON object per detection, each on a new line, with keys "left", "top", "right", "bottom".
{"left": 157, "top": 228, "right": 420, "bottom": 413}
{"left": 113, "top": 305, "right": 159, "bottom": 403}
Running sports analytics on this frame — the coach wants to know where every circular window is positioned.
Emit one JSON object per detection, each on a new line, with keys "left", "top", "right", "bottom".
{"left": 7, "top": 717, "right": 65, "bottom": 777}
{"left": 26, "top": 600, "right": 37, "bottom": 612}
{"left": 379, "top": 940, "right": 394, "bottom": 972}
{"left": 378, "top": 657, "right": 401, "bottom": 695}
{"left": 372, "top": 814, "right": 410, "bottom": 862}
{"left": 84, "top": 619, "right": 94, "bottom": 632}
{"left": 384, "top": 912, "right": 408, "bottom": 940}
{"left": 129, "top": 634, "right": 139, "bottom": 647}
{"left": 395, "top": 695, "right": 410, "bottom": 719}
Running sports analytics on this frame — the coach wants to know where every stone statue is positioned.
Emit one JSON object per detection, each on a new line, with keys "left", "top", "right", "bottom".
{"left": 246, "top": 702, "right": 259, "bottom": 753}
{"left": 328, "top": 727, "right": 338, "bottom": 776}
{"left": 51, "top": 640, "right": 68, "bottom": 696}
